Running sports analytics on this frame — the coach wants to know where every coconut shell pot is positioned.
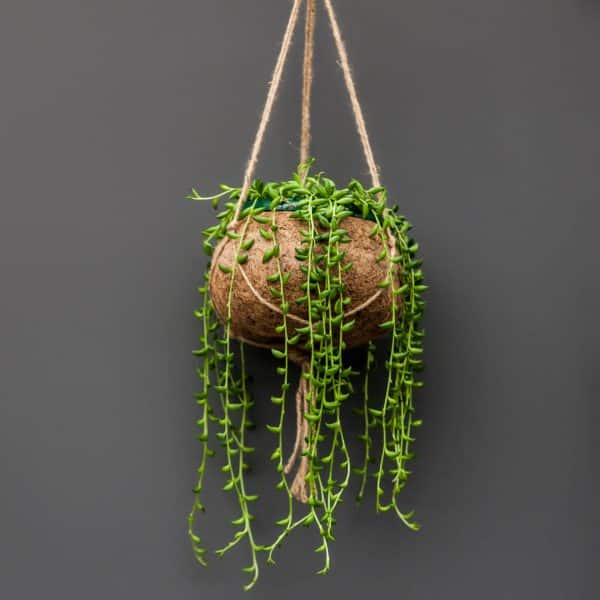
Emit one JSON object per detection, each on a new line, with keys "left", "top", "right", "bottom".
{"left": 209, "top": 208, "right": 400, "bottom": 358}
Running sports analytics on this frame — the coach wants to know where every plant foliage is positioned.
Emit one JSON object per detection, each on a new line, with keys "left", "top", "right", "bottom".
{"left": 187, "top": 162, "right": 426, "bottom": 590}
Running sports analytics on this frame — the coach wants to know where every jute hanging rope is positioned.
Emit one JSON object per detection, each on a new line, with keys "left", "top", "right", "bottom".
{"left": 188, "top": 0, "right": 427, "bottom": 589}
{"left": 231, "top": 0, "right": 304, "bottom": 224}
{"left": 323, "top": 0, "right": 381, "bottom": 188}
{"left": 300, "top": 0, "right": 317, "bottom": 168}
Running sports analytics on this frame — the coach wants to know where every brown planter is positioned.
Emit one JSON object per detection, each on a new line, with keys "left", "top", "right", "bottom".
{"left": 209, "top": 211, "right": 400, "bottom": 359}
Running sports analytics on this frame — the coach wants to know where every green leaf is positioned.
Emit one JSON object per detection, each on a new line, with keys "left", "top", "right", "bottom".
{"left": 341, "top": 319, "right": 356, "bottom": 332}
{"left": 303, "top": 513, "right": 315, "bottom": 526}
{"left": 271, "top": 348, "right": 285, "bottom": 359}
{"left": 262, "top": 245, "right": 280, "bottom": 263}
{"left": 218, "top": 263, "right": 232, "bottom": 274}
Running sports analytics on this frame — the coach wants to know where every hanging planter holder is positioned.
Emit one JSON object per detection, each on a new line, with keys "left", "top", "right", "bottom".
{"left": 188, "top": 0, "right": 427, "bottom": 590}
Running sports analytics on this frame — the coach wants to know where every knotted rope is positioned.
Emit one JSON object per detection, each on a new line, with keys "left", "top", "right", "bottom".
{"left": 284, "top": 361, "right": 311, "bottom": 503}
{"left": 227, "top": 0, "right": 385, "bottom": 502}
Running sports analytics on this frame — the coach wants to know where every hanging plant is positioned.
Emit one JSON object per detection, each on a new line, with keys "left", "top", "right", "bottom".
{"left": 187, "top": 0, "right": 427, "bottom": 590}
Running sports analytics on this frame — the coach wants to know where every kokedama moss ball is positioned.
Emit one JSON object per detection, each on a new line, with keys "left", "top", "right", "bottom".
{"left": 209, "top": 211, "right": 401, "bottom": 356}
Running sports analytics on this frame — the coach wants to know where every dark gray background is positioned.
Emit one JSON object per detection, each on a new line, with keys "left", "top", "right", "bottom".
{"left": 0, "top": 0, "right": 598, "bottom": 598}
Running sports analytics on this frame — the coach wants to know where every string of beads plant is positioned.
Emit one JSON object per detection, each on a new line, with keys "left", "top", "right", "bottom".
{"left": 187, "top": 163, "right": 426, "bottom": 589}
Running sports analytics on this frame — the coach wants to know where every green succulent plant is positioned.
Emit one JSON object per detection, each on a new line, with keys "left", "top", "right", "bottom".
{"left": 187, "top": 162, "right": 426, "bottom": 590}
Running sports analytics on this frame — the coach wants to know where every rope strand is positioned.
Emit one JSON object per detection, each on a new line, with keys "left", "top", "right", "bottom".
{"left": 300, "top": 0, "right": 317, "bottom": 172}
{"left": 323, "top": 0, "right": 381, "bottom": 188}
{"left": 284, "top": 375, "right": 307, "bottom": 475}
{"left": 231, "top": 0, "right": 304, "bottom": 224}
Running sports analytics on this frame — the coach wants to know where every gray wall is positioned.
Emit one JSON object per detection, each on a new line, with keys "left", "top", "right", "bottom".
{"left": 0, "top": 1, "right": 598, "bottom": 598}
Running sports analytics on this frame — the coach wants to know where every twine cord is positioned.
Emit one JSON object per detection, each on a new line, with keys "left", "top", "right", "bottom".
{"left": 287, "top": 361, "right": 311, "bottom": 503}
{"left": 323, "top": 0, "right": 381, "bottom": 188}
{"left": 231, "top": 0, "right": 304, "bottom": 224}
{"left": 300, "top": 0, "right": 317, "bottom": 171}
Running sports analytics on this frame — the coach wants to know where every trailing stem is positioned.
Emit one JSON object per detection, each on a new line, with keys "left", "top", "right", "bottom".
{"left": 188, "top": 165, "right": 426, "bottom": 587}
